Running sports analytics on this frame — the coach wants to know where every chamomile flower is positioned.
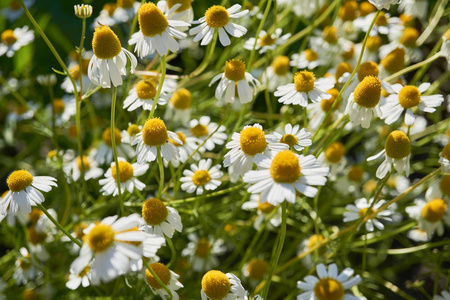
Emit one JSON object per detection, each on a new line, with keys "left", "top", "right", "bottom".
{"left": 121, "top": 123, "right": 142, "bottom": 145}
{"left": 189, "top": 117, "right": 227, "bottom": 152}
{"left": 407, "top": 227, "right": 430, "bottom": 242}
{"left": 159, "top": 0, "right": 194, "bottom": 26}
{"left": 368, "top": 0, "right": 402, "bottom": 10}
{"left": 47, "top": 96, "right": 76, "bottom": 126}
{"left": 368, "top": 130, "right": 411, "bottom": 179}
{"left": 1, "top": 170, "right": 57, "bottom": 216}
{"left": 2, "top": 0, "right": 34, "bottom": 22}
{"left": 123, "top": 79, "right": 169, "bottom": 111}
{"left": 201, "top": 270, "right": 246, "bottom": 300}
{"left": 112, "top": 0, "right": 139, "bottom": 23}
{"left": 140, "top": 198, "right": 182, "bottom": 238}
{"left": 243, "top": 150, "right": 329, "bottom": 205}
{"left": 426, "top": 175, "right": 450, "bottom": 201}
{"left": 180, "top": 159, "right": 222, "bottom": 195}
{"left": 132, "top": 118, "right": 181, "bottom": 163}
{"left": 266, "top": 123, "right": 312, "bottom": 152}
{"left": 0, "top": 191, "right": 28, "bottom": 226}
{"left": 13, "top": 247, "right": 42, "bottom": 285}
{"left": 99, "top": 157, "right": 148, "bottom": 196}
{"left": 0, "top": 26, "right": 34, "bottom": 57}
{"left": 381, "top": 83, "right": 444, "bottom": 126}
{"left": 291, "top": 49, "right": 327, "bottom": 70}
{"left": 354, "top": 12, "right": 400, "bottom": 36}
{"left": 164, "top": 88, "right": 192, "bottom": 126}
{"left": 95, "top": 128, "right": 132, "bottom": 165}
{"left": 379, "top": 47, "right": 406, "bottom": 77}
{"left": 319, "top": 142, "right": 347, "bottom": 180}
{"left": 297, "top": 234, "right": 327, "bottom": 268}
{"left": 307, "top": 88, "right": 343, "bottom": 131}
{"left": 66, "top": 265, "right": 91, "bottom": 290}
{"left": 274, "top": 71, "right": 334, "bottom": 107}
{"left": 262, "top": 56, "right": 292, "bottom": 92}
{"left": 129, "top": 2, "right": 189, "bottom": 58}
{"left": 338, "top": 61, "right": 384, "bottom": 99}
{"left": 190, "top": 4, "right": 248, "bottom": 47}
{"left": 398, "top": 0, "right": 428, "bottom": 19}
{"left": 439, "top": 143, "right": 450, "bottom": 173}
{"left": 380, "top": 27, "right": 422, "bottom": 63}
{"left": 241, "top": 194, "right": 282, "bottom": 230}
{"left": 210, "top": 59, "right": 260, "bottom": 104}
{"left": 93, "top": 3, "right": 120, "bottom": 27}
{"left": 344, "top": 198, "right": 399, "bottom": 231}
{"left": 400, "top": 115, "right": 427, "bottom": 135}
{"left": 242, "top": 258, "right": 268, "bottom": 284}
{"left": 182, "top": 233, "right": 226, "bottom": 272}
{"left": 297, "top": 263, "right": 362, "bottom": 300}
{"left": 441, "top": 29, "right": 450, "bottom": 64}
{"left": 61, "top": 58, "right": 92, "bottom": 93}
{"left": 224, "top": 124, "right": 288, "bottom": 182}
{"left": 244, "top": 28, "right": 291, "bottom": 54}
{"left": 167, "top": 131, "right": 200, "bottom": 167}
{"left": 88, "top": 25, "right": 137, "bottom": 88}
{"left": 406, "top": 198, "right": 450, "bottom": 238}
{"left": 145, "top": 263, "right": 183, "bottom": 300}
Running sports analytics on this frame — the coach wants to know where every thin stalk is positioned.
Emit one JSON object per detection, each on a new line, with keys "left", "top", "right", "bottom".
{"left": 111, "top": 87, "right": 125, "bottom": 216}
{"left": 416, "top": 0, "right": 449, "bottom": 46}
{"left": 76, "top": 17, "right": 86, "bottom": 182}
{"left": 156, "top": 147, "right": 164, "bottom": 199}
{"left": 384, "top": 52, "right": 441, "bottom": 82}
{"left": 143, "top": 260, "right": 173, "bottom": 300}
{"left": 189, "top": 30, "right": 218, "bottom": 77}
{"left": 264, "top": 88, "right": 274, "bottom": 128}
{"left": 166, "top": 236, "right": 176, "bottom": 268}
{"left": 148, "top": 55, "right": 166, "bottom": 119}
{"left": 248, "top": 0, "right": 272, "bottom": 71}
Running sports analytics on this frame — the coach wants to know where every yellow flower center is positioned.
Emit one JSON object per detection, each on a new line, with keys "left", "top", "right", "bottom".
{"left": 1, "top": 29, "right": 17, "bottom": 45}
{"left": 325, "top": 142, "right": 345, "bottom": 164}
{"left": 29, "top": 208, "right": 43, "bottom": 225}
{"left": 142, "top": 198, "right": 168, "bottom": 226}
{"left": 28, "top": 225, "right": 47, "bottom": 245}
{"left": 202, "top": 270, "right": 231, "bottom": 300}
{"left": 399, "top": 13, "right": 414, "bottom": 27}
{"left": 167, "top": 0, "right": 191, "bottom": 12}
{"left": 342, "top": 45, "right": 355, "bottom": 60}
{"left": 205, "top": 5, "right": 229, "bottom": 28}
{"left": 117, "top": 0, "right": 134, "bottom": 9}
{"left": 314, "top": 278, "right": 345, "bottom": 300}
{"left": 443, "top": 143, "right": 450, "bottom": 161}
{"left": 86, "top": 223, "right": 115, "bottom": 253}
{"left": 294, "top": 71, "right": 316, "bottom": 92}
{"left": 103, "top": 3, "right": 117, "bottom": 16}
{"left": 239, "top": 126, "right": 267, "bottom": 156}
{"left": 7, "top": 170, "right": 33, "bottom": 192}
{"left": 358, "top": 61, "right": 379, "bottom": 82}
{"left": 385, "top": 130, "right": 411, "bottom": 159}
{"left": 439, "top": 175, "right": 450, "bottom": 196}
{"left": 74, "top": 222, "right": 88, "bottom": 239}
{"left": 142, "top": 118, "right": 168, "bottom": 146}
{"left": 191, "top": 124, "right": 209, "bottom": 137}
{"left": 335, "top": 62, "right": 352, "bottom": 81}
{"left": 280, "top": 134, "right": 298, "bottom": 148}
{"left": 257, "top": 198, "right": 275, "bottom": 214}
{"left": 421, "top": 199, "right": 447, "bottom": 223}
{"left": 444, "top": 29, "right": 450, "bottom": 40}
{"left": 400, "top": 27, "right": 419, "bottom": 48}
{"left": 139, "top": 2, "right": 169, "bottom": 37}
{"left": 320, "top": 88, "right": 340, "bottom": 112}
{"left": 170, "top": 88, "right": 192, "bottom": 109}
{"left": 224, "top": 59, "right": 246, "bottom": 81}
{"left": 271, "top": 56, "right": 290, "bottom": 76}
{"left": 347, "top": 166, "right": 363, "bottom": 182}
{"left": 76, "top": 156, "right": 91, "bottom": 171}
{"left": 19, "top": 258, "right": 31, "bottom": 271}
{"left": 111, "top": 161, "right": 134, "bottom": 183}
{"left": 359, "top": 1, "right": 375, "bottom": 16}
{"left": 169, "top": 132, "right": 186, "bottom": 147}
{"left": 305, "top": 49, "right": 319, "bottom": 62}
{"left": 192, "top": 170, "right": 211, "bottom": 186}
{"left": 375, "top": 12, "right": 388, "bottom": 26}
{"left": 363, "top": 179, "right": 377, "bottom": 194}
{"left": 92, "top": 26, "right": 122, "bottom": 60}
{"left": 259, "top": 33, "right": 276, "bottom": 46}
{"left": 359, "top": 207, "right": 375, "bottom": 218}
{"left": 52, "top": 98, "right": 65, "bottom": 114}
{"left": 365, "top": 36, "right": 382, "bottom": 52}
{"left": 353, "top": 76, "right": 381, "bottom": 108}
{"left": 102, "top": 128, "right": 122, "bottom": 147}
{"left": 270, "top": 150, "right": 301, "bottom": 183}
{"left": 196, "top": 238, "right": 211, "bottom": 257}
{"left": 307, "top": 234, "right": 326, "bottom": 254}
{"left": 322, "top": 26, "right": 338, "bottom": 44}
{"left": 136, "top": 80, "right": 157, "bottom": 100}
{"left": 381, "top": 48, "right": 405, "bottom": 74}
{"left": 145, "top": 263, "right": 172, "bottom": 289}
{"left": 339, "top": 0, "right": 358, "bottom": 21}
{"left": 127, "top": 124, "right": 141, "bottom": 137}
{"left": 398, "top": 85, "right": 420, "bottom": 109}
{"left": 47, "top": 150, "right": 57, "bottom": 159}
{"left": 247, "top": 258, "right": 268, "bottom": 281}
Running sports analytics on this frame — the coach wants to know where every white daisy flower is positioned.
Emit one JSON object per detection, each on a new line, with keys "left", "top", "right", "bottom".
{"left": 129, "top": 2, "right": 189, "bottom": 58}
{"left": 243, "top": 150, "right": 329, "bottom": 205}
{"left": 262, "top": 55, "right": 292, "bottom": 92}
{"left": 367, "top": 130, "right": 411, "bottom": 179}
{"left": 306, "top": 88, "right": 343, "bottom": 131}
{"left": 13, "top": 247, "right": 42, "bottom": 285}
{"left": 338, "top": 61, "right": 384, "bottom": 99}
{"left": 278, "top": 0, "right": 325, "bottom": 18}
{"left": 435, "top": 288, "right": 450, "bottom": 300}
{"left": 164, "top": 88, "right": 192, "bottom": 126}
{"left": 181, "top": 233, "right": 226, "bottom": 272}
{"left": 353, "top": 11, "right": 400, "bottom": 37}
{"left": 167, "top": 131, "right": 200, "bottom": 168}
{"left": 381, "top": 83, "right": 444, "bottom": 126}
{"left": 0, "top": 26, "right": 34, "bottom": 58}
{"left": 112, "top": 0, "right": 140, "bottom": 23}
{"left": 66, "top": 265, "right": 91, "bottom": 290}
{"left": 210, "top": 59, "right": 260, "bottom": 104}
{"left": 145, "top": 262, "right": 183, "bottom": 300}
{"left": 0, "top": 190, "right": 28, "bottom": 226}
{"left": 368, "top": 0, "right": 402, "bottom": 10}
{"left": 344, "top": 198, "right": 399, "bottom": 232}
{"left": 69, "top": 214, "right": 159, "bottom": 285}
{"left": 398, "top": 0, "right": 428, "bottom": 19}
{"left": 88, "top": 25, "right": 137, "bottom": 88}
{"left": 441, "top": 29, "right": 450, "bottom": 64}
{"left": 92, "top": 3, "right": 120, "bottom": 27}
{"left": 190, "top": 4, "right": 248, "bottom": 47}
{"left": 297, "top": 263, "right": 362, "bottom": 300}
{"left": 99, "top": 157, "right": 148, "bottom": 196}
{"left": 61, "top": 57, "right": 92, "bottom": 93}
{"left": 266, "top": 123, "right": 312, "bottom": 152}
{"left": 95, "top": 128, "right": 133, "bottom": 165}
{"left": 242, "top": 258, "right": 269, "bottom": 284}
{"left": 201, "top": 270, "right": 246, "bottom": 300}
{"left": 297, "top": 234, "right": 327, "bottom": 269}
{"left": 36, "top": 74, "right": 57, "bottom": 87}
{"left": 1, "top": 170, "right": 57, "bottom": 216}
{"left": 63, "top": 151, "right": 103, "bottom": 182}
{"left": 2, "top": 0, "right": 34, "bottom": 22}
{"left": 406, "top": 198, "right": 450, "bottom": 238}
{"left": 242, "top": 194, "right": 282, "bottom": 230}
{"left": 132, "top": 118, "right": 181, "bottom": 163}
{"left": 159, "top": 0, "right": 194, "bottom": 28}
{"left": 318, "top": 142, "right": 347, "bottom": 180}
{"left": 121, "top": 123, "right": 142, "bottom": 145}
{"left": 274, "top": 71, "right": 334, "bottom": 107}
{"left": 47, "top": 96, "right": 76, "bottom": 126}
{"left": 180, "top": 159, "right": 222, "bottom": 195}
{"left": 407, "top": 227, "right": 430, "bottom": 242}
{"left": 140, "top": 197, "right": 182, "bottom": 238}
{"left": 400, "top": 115, "right": 427, "bottom": 135}
{"left": 244, "top": 28, "right": 291, "bottom": 54}
{"left": 379, "top": 27, "right": 422, "bottom": 63}
{"left": 426, "top": 175, "right": 450, "bottom": 201}
{"left": 291, "top": 49, "right": 327, "bottom": 70}
{"left": 440, "top": 143, "right": 450, "bottom": 174}
{"left": 6, "top": 101, "right": 37, "bottom": 125}
{"left": 189, "top": 116, "right": 227, "bottom": 152}
{"left": 379, "top": 47, "right": 407, "bottom": 77}
{"left": 224, "top": 124, "right": 288, "bottom": 182}
{"left": 123, "top": 79, "right": 169, "bottom": 111}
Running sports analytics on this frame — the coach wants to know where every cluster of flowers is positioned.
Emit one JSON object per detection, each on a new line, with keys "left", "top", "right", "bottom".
{"left": 1, "top": 0, "right": 450, "bottom": 299}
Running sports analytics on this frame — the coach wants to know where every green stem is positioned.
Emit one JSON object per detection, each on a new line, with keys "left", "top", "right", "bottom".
{"left": 384, "top": 52, "right": 441, "bottom": 82}
{"left": 190, "top": 30, "right": 218, "bottom": 77}
{"left": 264, "top": 88, "right": 274, "bottom": 128}
{"left": 248, "top": 0, "right": 272, "bottom": 72}
{"left": 148, "top": 55, "right": 166, "bottom": 119}
{"left": 166, "top": 236, "right": 176, "bottom": 268}
{"left": 416, "top": 0, "right": 449, "bottom": 46}
{"left": 156, "top": 147, "right": 164, "bottom": 199}
{"left": 76, "top": 17, "right": 86, "bottom": 189}
{"left": 143, "top": 260, "right": 173, "bottom": 300}
{"left": 111, "top": 87, "right": 125, "bottom": 216}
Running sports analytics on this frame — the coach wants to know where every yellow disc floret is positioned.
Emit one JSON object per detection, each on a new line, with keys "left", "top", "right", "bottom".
{"left": 1, "top": 29, "right": 17, "bottom": 45}
{"left": 307, "top": 234, "right": 325, "bottom": 252}
{"left": 280, "top": 134, "right": 298, "bottom": 148}
{"left": 444, "top": 29, "right": 450, "bottom": 40}
{"left": 205, "top": 5, "right": 229, "bottom": 28}
{"left": 52, "top": 99, "right": 65, "bottom": 114}
{"left": 359, "top": 207, "right": 375, "bottom": 218}
{"left": 385, "top": 130, "right": 411, "bottom": 159}
{"left": 103, "top": 3, "right": 117, "bottom": 16}
{"left": 92, "top": 26, "right": 122, "bottom": 60}
{"left": 325, "top": 142, "right": 345, "bottom": 164}
{"left": 202, "top": 270, "right": 231, "bottom": 300}
{"left": 294, "top": 71, "right": 316, "bottom": 92}
{"left": 271, "top": 56, "right": 290, "bottom": 76}
{"left": 335, "top": 62, "right": 352, "bottom": 81}
{"left": 117, "top": 0, "right": 134, "bottom": 9}
{"left": 305, "top": 49, "right": 319, "bottom": 62}
{"left": 347, "top": 166, "right": 363, "bottom": 182}
{"left": 439, "top": 175, "right": 450, "bottom": 196}
{"left": 442, "top": 143, "right": 450, "bottom": 161}
{"left": 259, "top": 34, "right": 276, "bottom": 47}
{"left": 86, "top": 223, "right": 115, "bottom": 253}
{"left": 381, "top": 48, "right": 405, "bottom": 74}
{"left": 320, "top": 88, "right": 340, "bottom": 112}
{"left": 360, "top": 2, "right": 375, "bottom": 16}
{"left": 322, "top": 26, "right": 338, "bottom": 44}
{"left": 191, "top": 124, "right": 209, "bottom": 137}
{"left": 196, "top": 238, "right": 211, "bottom": 257}
{"left": 7, "top": 170, "right": 33, "bottom": 192}
{"left": 76, "top": 156, "right": 91, "bottom": 170}
{"left": 169, "top": 132, "right": 186, "bottom": 147}
{"left": 29, "top": 208, "right": 43, "bottom": 226}
{"left": 257, "top": 198, "right": 275, "bottom": 214}
{"left": 170, "top": 88, "right": 192, "bottom": 109}
{"left": 398, "top": 85, "right": 420, "bottom": 108}
{"left": 240, "top": 126, "right": 267, "bottom": 156}
{"left": 399, "top": 27, "right": 419, "bottom": 48}
{"left": 366, "top": 36, "right": 382, "bottom": 52}
{"left": 339, "top": 1, "right": 358, "bottom": 21}
{"left": 28, "top": 225, "right": 46, "bottom": 245}
{"left": 353, "top": 76, "right": 381, "bottom": 108}
{"left": 167, "top": 0, "right": 191, "bottom": 12}
{"left": 224, "top": 59, "right": 246, "bottom": 82}
{"left": 421, "top": 199, "right": 447, "bottom": 223}
{"left": 270, "top": 150, "right": 301, "bottom": 183}
{"left": 375, "top": 12, "right": 388, "bottom": 26}
{"left": 192, "top": 170, "right": 211, "bottom": 186}
{"left": 142, "top": 198, "right": 168, "bottom": 225}
{"left": 102, "top": 128, "right": 122, "bottom": 147}
{"left": 138, "top": 2, "right": 169, "bottom": 37}
{"left": 247, "top": 258, "right": 268, "bottom": 281}
{"left": 142, "top": 118, "right": 168, "bottom": 146}
{"left": 111, "top": 161, "right": 134, "bottom": 183}
{"left": 314, "top": 278, "right": 345, "bottom": 300}
{"left": 145, "top": 263, "right": 171, "bottom": 289}
{"left": 358, "top": 61, "right": 379, "bottom": 82}
{"left": 136, "top": 80, "right": 157, "bottom": 100}
{"left": 127, "top": 124, "right": 141, "bottom": 136}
